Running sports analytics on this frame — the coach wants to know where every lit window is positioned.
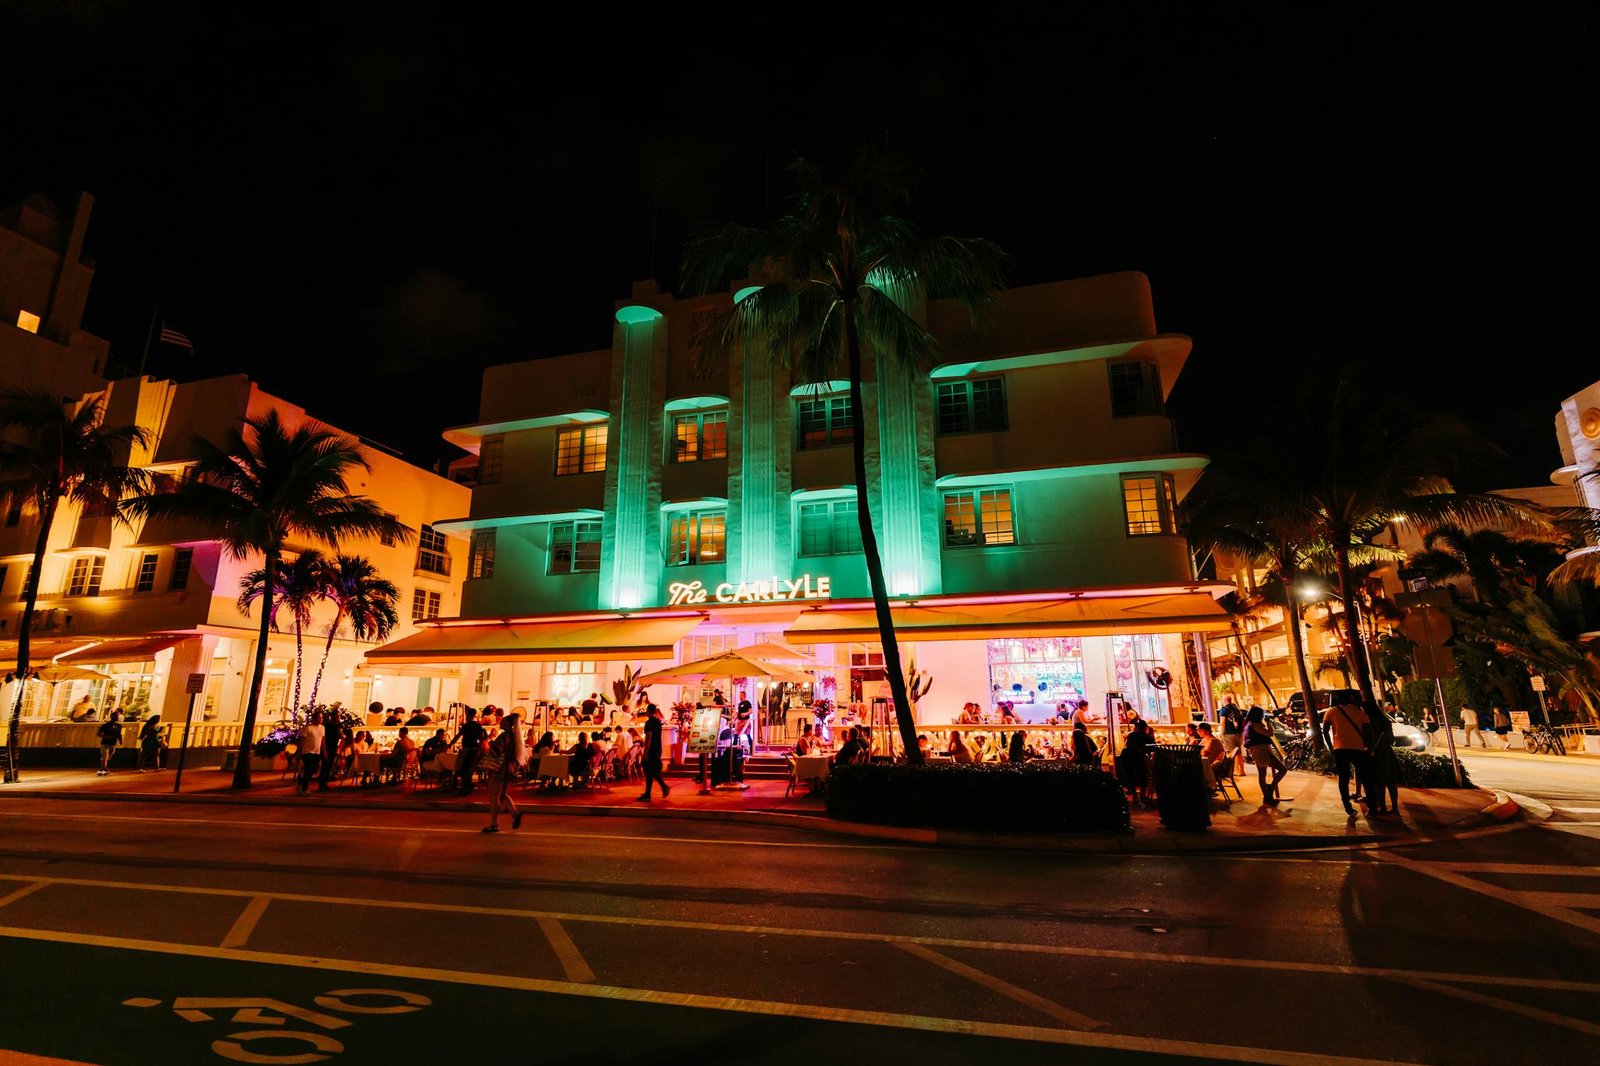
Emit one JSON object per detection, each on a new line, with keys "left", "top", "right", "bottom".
{"left": 671, "top": 410, "right": 728, "bottom": 463}
{"left": 1108, "top": 361, "right": 1164, "bottom": 418}
{"left": 135, "top": 553, "right": 158, "bottom": 592}
{"left": 936, "top": 378, "right": 1008, "bottom": 434}
{"left": 416, "top": 524, "right": 450, "bottom": 575}
{"left": 666, "top": 510, "right": 726, "bottom": 566}
{"left": 943, "top": 489, "right": 1015, "bottom": 547}
{"left": 1122, "top": 474, "right": 1178, "bottom": 536}
{"left": 170, "top": 548, "right": 194, "bottom": 591}
{"left": 797, "top": 498, "right": 862, "bottom": 557}
{"left": 478, "top": 436, "right": 505, "bottom": 484}
{"left": 469, "top": 530, "right": 496, "bottom": 579}
{"left": 556, "top": 425, "right": 608, "bottom": 475}
{"left": 15, "top": 310, "right": 39, "bottom": 333}
{"left": 411, "top": 588, "right": 441, "bottom": 621}
{"left": 549, "top": 521, "right": 601, "bottom": 574}
{"left": 796, "top": 395, "right": 853, "bottom": 450}
{"left": 66, "top": 556, "right": 104, "bottom": 597}
{"left": 474, "top": 668, "right": 492, "bottom": 694}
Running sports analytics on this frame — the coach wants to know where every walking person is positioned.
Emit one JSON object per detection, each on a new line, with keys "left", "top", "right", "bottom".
{"left": 137, "top": 715, "right": 164, "bottom": 772}
{"left": 451, "top": 707, "right": 487, "bottom": 795}
{"left": 1219, "top": 698, "right": 1244, "bottom": 765}
{"left": 318, "top": 709, "right": 343, "bottom": 791}
{"left": 1365, "top": 701, "right": 1401, "bottom": 816}
{"left": 482, "top": 712, "right": 527, "bottom": 833}
{"left": 1491, "top": 706, "right": 1513, "bottom": 749}
{"left": 1460, "top": 705, "right": 1488, "bottom": 749}
{"left": 1242, "top": 706, "right": 1287, "bottom": 807}
{"left": 96, "top": 710, "right": 122, "bottom": 775}
{"left": 1320, "top": 691, "right": 1373, "bottom": 817}
{"left": 1421, "top": 706, "right": 1439, "bottom": 747}
{"left": 637, "top": 703, "right": 671, "bottom": 801}
{"left": 296, "top": 710, "right": 324, "bottom": 794}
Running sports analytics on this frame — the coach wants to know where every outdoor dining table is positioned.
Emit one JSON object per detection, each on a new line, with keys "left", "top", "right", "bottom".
{"left": 434, "top": 751, "right": 457, "bottom": 773}
{"left": 530, "top": 752, "right": 570, "bottom": 786}
{"left": 791, "top": 755, "right": 831, "bottom": 794}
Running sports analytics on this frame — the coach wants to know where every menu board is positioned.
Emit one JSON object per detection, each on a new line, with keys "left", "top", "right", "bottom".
{"left": 688, "top": 707, "right": 722, "bottom": 754}
{"left": 1510, "top": 711, "right": 1531, "bottom": 730}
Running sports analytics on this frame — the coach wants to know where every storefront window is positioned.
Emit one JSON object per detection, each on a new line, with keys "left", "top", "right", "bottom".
{"left": 987, "top": 638, "right": 1084, "bottom": 710}
{"left": 1111, "top": 633, "right": 1171, "bottom": 722}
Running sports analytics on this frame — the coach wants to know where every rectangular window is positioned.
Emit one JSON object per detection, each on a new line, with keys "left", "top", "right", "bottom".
{"left": 5, "top": 493, "right": 22, "bottom": 526}
{"left": 555, "top": 425, "right": 608, "bottom": 475}
{"left": 666, "top": 510, "right": 726, "bottom": 566}
{"left": 380, "top": 512, "right": 398, "bottom": 547}
{"left": 135, "top": 552, "right": 159, "bottom": 592}
{"left": 796, "top": 395, "right": 854, "bottom": 450}
{"left": 936, "top": 378, "right": 1008, "bottom": 434}
{"left": 797, "top": 498, "right": 862, "bottom": 557}
{"left": 469, "top": 529, "right": 496, "bottom": 579}
{"left": 671, "top": 410, "right": 728, "bottom": 462}
{"left": 411, "top": 588, "right": 441, "bottom": 621}
{"left": 1108, "top": 360, "right": 1164, "bottom": 418}
{"left": 478, "top": 436, "right": 505, "bottom": 484}
{"left": 16, "top": 310, "right": 40, "bottom": 333}
{"left": 170, "top": 548, "right": 193, "bottom": 591}
{"left": 67, "top": 556, "right": 104, "bottom": 597}
{"left": 549, "top": 521, "right": 601, "bottom": 574}
{"left": 416, "top": 524, "right": 450, "bottom": 575}
{"left": 474, "top": 668, "right": 491, "bottom": 695}
{"left": 1122, "top": 474, "right": 1177, "bottom": 536}
{"left": 943, "top": 489, "right": 1016, "bottom": 547}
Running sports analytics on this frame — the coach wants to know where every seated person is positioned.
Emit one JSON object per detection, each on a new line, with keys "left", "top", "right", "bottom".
{"left": 1184, "top": 723, "right": 1202, "bottom": 747}
{"left": 406, "top": 707, "right": 433, "bottom": 726}
{"left": 381, "top": 726, "right": 418, "bottom": 777}
{"left": 956, "top": 702, "right": 980, "bottom": 725}
{"left": 352, "top": 731, "right": 373, "bottom": 754}
{"left": 794, "top": 721, "right": 815, "bottom": 756}
{"left": 1000, "top": 706, "right": 1021, "bottom": 725}
{"left": 916, "top": 734, "right": 930, "bottom": 759}
{"left": 832, "top": 727, "right": 867, "bottom": 766}
{"left": 946, "top": 730, "right": 974, "bottom": 764}
{"left": 420, "top": 728, "right": 449, "bottom": 764}
{"left": 69, "top": 696, "right": 97, "bottom": 722}
{"left": 568, "top": 731, "right": 592, "bottom": 783}
{"left": 1196, "top": 722, "right": 1228, "bottom": 785}
{"left": 1007, "top": 730, "right": 1030, "bottom": 763}
{"left": 1070, "top": 720, "right": 1100, "bottom": 766}
{"left": 533, "top": 731, "right": 557, "bottom": 755}
{"left": 1116, "top": 720, "right": 1155, "bottom": 800}
{"left": 383, "top": 707, "right": 405, "bottom": 726}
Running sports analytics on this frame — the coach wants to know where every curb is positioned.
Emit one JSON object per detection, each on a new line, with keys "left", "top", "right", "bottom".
{"left": 1480, "top": 789, "right": 1521, "bottom": 821}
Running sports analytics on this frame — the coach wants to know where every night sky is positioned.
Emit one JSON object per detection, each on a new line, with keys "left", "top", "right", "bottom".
{"left": 5, "top": 5, "right": 1596, "bottom": 488}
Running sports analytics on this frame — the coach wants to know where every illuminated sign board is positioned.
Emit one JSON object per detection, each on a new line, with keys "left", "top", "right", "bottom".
{"left": 667, "top": 574, "right": 831, "bottom": 606}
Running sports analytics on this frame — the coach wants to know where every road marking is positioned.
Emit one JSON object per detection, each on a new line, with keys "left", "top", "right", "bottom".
{"left": 894, "top": 941, "right": 1105, "bottom": 1031}
{"left": 1434, "top": 862, "right": 1600, "bottom": 876}
{"left": 1551, "top": 807, "right": 1600, "bottom": 814}
{"left": 1545, "top": 824, "right": 1600, "bottom": 839}
{"left": 0, "top": 924, "right": 1399, "bottom": 1065}
{"left": 1378, "top": 853, "right": 1600, "bottom": 938}
{"left": 0, "top": 880, "right": 48, "bottom": 911}
{"left": 1510, "top": 891, "right": 1600, "bottom": 910}
{"left": 220, "top": 896, "right": 271, "bottom": 950}
{"left": 1, "top": 871, "right": 1594, "bottom": 994}
{"left": 0, "top": 809, "right": 916, "bottom": 852}
{"left": 1393, "top": 976, "right": 1600, "bottom": 1037}
{"left": 536, "top": 918, "right": 594, "bottom": 983}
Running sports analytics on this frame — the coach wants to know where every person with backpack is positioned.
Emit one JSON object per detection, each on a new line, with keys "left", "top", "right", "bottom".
{"left": 1320, "top": 690, "right": 1372, "bottom": 817}
{"left": 1365, "top": 699, "right": 1401, "bottom": 816}
{"left": 96, "top": 711, "right": 122, "bottom": 775}
{"left": 137, "top": 715, "right": 165, "bottom": 772}
{"left": 451, "top": 707, "right": 487, "bottom": 795}
{"left": 1219, "top": 699, "right": 1244, "bottom": 759}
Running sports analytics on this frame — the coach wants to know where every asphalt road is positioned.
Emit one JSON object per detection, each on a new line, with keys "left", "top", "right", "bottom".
{"left": 0, "top": 766, "right": 1597, "bottom": 1065}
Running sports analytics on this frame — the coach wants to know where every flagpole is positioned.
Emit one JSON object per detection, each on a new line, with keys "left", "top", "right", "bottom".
{"left": 136, "top": 306, "right": 159, "bottom": 378}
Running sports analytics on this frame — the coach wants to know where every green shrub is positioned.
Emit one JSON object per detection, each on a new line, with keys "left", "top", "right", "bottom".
{"left": 1302, "top": 748, "right": 1471, "bottom": 788}
{"left": 825, "top": 762, "right": 1131, "bottom": 833}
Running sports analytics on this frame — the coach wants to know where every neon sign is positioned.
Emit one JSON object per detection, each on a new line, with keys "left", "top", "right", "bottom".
{"left": 667, "top": 574, "right": 831, "bottom": 606}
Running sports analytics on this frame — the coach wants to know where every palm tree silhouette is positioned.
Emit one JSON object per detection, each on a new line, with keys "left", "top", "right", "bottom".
{"left": 307, "top": 554, "right": 399, "bottom": 709}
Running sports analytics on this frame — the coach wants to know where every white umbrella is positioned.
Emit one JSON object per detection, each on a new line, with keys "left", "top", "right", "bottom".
{"left": 635, "top": 650, "right": 814, "bottom": 687}
{"left": 736, "top": 641, "right": 824, "bottom": 667}
{"left": 34, "top": 664, "right": 112, "bottom": 684}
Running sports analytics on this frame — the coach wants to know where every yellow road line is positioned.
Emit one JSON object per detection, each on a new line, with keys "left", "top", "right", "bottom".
{"left": 220, "top": 896, "right": 271, "bottom": 950}
{"left": 0, "top": 924, "right": 1402, "bottom": 1066}
{"left": 894, "top": 941, "right": 1104, "bottom": 1031}
{"left": 0, "top": 881, "right": 48, "bottom": 911}
{"left": 0, "top": 870, "right": 1593, "bottom": 994}
{"left": 537, "top": 917, "right": 595, "bottom": 983}
{"left": 1392, "top": 976, "right": 1600, "bottom": 1038}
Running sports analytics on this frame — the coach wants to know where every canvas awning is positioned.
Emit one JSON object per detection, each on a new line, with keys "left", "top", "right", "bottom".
{"left": 365, "top": 616, "right": 702, "bottom": 664}
{"left": 55, "top": 636, "right": 186, "bottom": 665}
{"left": 785, "top": 593, "right": 1231, "bottom": 643}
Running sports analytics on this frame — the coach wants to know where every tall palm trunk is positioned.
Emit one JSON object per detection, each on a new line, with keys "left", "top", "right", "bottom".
{"left": 6, "top": 493, "right": 59, "bottom": 782}
{"left": 291, "top": 619, "right": 305, "bottom": 714}
{"left": 308, "top": 608, "right": 344, "bottom": 709}
{"left": 844, "top": 309, "right": 921, "bottom": 764}
{"left": 1279, "top": 567, "right": 1322, "bottom": 751}
{"left": 1334, "top": 544, "right": 1376, "bottom": 705}
{"left": 233, "top": 551, "right": 276, "bottom": 789}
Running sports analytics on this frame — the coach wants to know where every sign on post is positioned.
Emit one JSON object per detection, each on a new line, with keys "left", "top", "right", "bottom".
{"left": 687, "top": 707, "right": 721, "bottom": 754}
{"left": 185, "top": 673, "right": 206, "bottom": 695}
{"left": 1530, "top": 675, "right": 1547, "bottom": 693}
{"left": 1510, "top": 711, "right": 1532, "bottom": 730}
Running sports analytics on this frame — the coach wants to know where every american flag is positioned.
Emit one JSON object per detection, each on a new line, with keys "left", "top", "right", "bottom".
{"left": 158, "top": 327, "right": 193, "bottom": 351}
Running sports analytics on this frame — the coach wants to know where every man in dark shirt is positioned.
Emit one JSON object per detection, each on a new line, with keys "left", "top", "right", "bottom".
{"left": 452, "top": 708, "right": 487, "bottom": 795}
{"left": 637, "top": 704, "right": 670, "bottom": 801}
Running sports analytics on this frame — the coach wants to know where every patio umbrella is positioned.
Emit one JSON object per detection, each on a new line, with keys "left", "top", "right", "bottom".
{"left": 735, "top": 641, "right": 824, "bottom": 667}
{"left": 635, "top": 650, "right": 815, "bottom": 687}
{"left": 33, "top": 664, "right": 112, "bottom": 684}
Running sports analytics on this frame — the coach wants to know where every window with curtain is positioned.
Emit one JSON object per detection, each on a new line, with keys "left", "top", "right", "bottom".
{"left": 797, "top": 498, "right": 862, "bottom": 556}
{"left": 666, "top": 510, "right": 726, "bottom": 566}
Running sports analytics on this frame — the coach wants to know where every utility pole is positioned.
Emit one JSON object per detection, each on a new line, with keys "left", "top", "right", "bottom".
{"left": 1396, "top": 581, "right": 1462, "bottom": 787}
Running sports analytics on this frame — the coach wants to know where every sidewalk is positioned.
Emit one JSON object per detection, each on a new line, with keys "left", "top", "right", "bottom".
{"left": 0, "top": 762, "right": 1527, "bottom": 854}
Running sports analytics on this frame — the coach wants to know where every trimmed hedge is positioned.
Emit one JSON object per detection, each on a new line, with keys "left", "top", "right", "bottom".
{"left": 1303, "top": 748, "right": 1472, "bottom": 788}
{"left": 825, "top": 762, "right": 1131, "bottom": 833}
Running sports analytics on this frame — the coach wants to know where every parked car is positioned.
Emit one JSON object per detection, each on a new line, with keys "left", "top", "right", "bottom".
{"left": 1291, "top": 690, "right": 1432, "bottom": 751}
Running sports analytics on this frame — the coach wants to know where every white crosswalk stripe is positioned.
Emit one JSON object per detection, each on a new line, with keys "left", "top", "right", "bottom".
{"left": 1377, "top": 852, "right": 1600, "bottom": 938}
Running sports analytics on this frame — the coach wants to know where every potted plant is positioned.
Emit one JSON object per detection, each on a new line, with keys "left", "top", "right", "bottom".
{"left": 669, "top": 702, "right": 694, "bottom": 765}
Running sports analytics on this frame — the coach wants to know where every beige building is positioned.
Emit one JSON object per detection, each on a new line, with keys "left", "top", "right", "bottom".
{"left": 0, "top": 192, "right": 111, "bottom": 401}
{"left": 3, "top": 374, "right": 469, "bottom": 755}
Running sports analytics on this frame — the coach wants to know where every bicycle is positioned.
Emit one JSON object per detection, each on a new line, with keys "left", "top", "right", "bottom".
{"left": 1523, "top": 724, "right": 1567, "bottom": 756}
{"left": 1279, "top": 735, "right": 1316, "bottom": 771}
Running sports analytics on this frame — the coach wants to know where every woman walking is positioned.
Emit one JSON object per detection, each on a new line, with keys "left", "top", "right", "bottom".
{"left": 137, "top": 715, "right": 164, "bottom": 772}
{"left": 482, "top": 711, "right": 527, "bottom": 833}
{"left": 1242, "top": 706, "right": 1287, "bottom": 806}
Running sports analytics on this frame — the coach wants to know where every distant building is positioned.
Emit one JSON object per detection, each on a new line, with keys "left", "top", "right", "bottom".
{"left": 371, "top": 272, "right": 1230, "bottom": 747}
{"left": 2, "top": 374, "right": 470, "bottom": 739}
{"left": 0, "top": 192, "right": 111, "bottom": 400}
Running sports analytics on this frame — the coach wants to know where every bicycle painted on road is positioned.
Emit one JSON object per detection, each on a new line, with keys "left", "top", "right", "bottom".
{"left": 124, "top": 988, "right": 431, "bottom": 1063}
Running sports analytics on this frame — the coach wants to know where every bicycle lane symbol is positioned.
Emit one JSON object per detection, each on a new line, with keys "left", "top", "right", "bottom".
{"left": 123, "top": 988, "right": 432, "bottom": 1063}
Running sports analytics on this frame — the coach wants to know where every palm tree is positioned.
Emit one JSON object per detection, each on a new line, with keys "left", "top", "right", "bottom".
{"left": 681, "top": 149, "right": 1008, "bottom": 764}
{"left": 0, "top": 388, "right": 150, "bottom": 782}
{"left": 307, "top": 555, "right": 399, "bottom": 709}
{"left": 1409, "top": 525, "right": 1566, "bottom": 607}
{"left": 1202, "top": 366, "right": 1548, "bottom": 709}
{"left": 126, "top": 410, "right": 409, "bottom": 789}
{"left": 238, "top": 550, "right": 328, "bottom": 715}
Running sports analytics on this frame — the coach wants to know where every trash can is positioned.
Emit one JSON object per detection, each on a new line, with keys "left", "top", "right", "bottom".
{"left": 1152, "top": 743, "right": 1210, "bottom": 831}
{"left": 710, "top": 748, "right": 734, "bottom": 785}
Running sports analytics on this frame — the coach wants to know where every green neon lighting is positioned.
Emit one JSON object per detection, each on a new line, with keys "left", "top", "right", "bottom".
{"left": 734, "top": 286, "right": 762, "bottom": 303}
{"left": 614, "top": 305, "right": 665, "bottom": 325}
